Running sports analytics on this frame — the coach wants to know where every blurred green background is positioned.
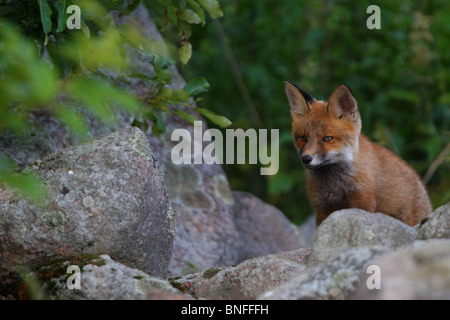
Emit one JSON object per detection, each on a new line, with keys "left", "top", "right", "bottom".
{"left": 176, "top": 0, "right": 449, "bottom": 223}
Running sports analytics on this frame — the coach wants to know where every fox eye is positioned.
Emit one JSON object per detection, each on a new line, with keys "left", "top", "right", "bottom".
{"left": 299, "top": 135, "right": 307, "bottom": 142}
{"left": 322, "top": 136, "right": 333, "bottom": 142}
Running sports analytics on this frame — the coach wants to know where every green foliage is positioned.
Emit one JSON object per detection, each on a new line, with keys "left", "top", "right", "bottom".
{"left": 0, "top": 0, "right": 229, "bottom": 200}
{"left": 132, "top": 52, "right": 228, "bottom": 134}
{"left": 184, "top": 76, "right": 210, "bottom": 96}
{"left": 145, "top": 0, "right": 223, "bottom": 66}
{"left": 141, "top": 0, "right": 231, "bottom": 131}
{"left": 183, "top": 0, "right": 450, "bottom": 223}
{"left": 196, "top": 108, "right": 232, "bottom": 128}
{"left": 0, "top": 157, "right": 45, "bottom": 203}
{"left": 37, "top": 0, "right": 52, "bottom": 44}
{"left": 16, "top": 264, "right": 47, "bottom": 300}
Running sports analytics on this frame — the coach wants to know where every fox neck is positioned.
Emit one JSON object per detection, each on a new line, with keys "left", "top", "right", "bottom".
{"left": 306, "top": 135, "right": 361, "bottom": 206}
{"left": 309, "top": 160, "right": 355, "bottom": 180}
{"left": 307, "top": 160, "right": 359, "bottom": 209}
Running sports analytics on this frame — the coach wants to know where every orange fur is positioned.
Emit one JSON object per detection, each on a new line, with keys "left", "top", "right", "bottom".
{"left": 285, "top": 82, "right": 432, "bottom": 226}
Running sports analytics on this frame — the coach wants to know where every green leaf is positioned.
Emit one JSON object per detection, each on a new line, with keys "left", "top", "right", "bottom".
{"left": 187, "top": 0, "right": 206, "bottom": 26}
{"left": 196, "top": 108, "right": 232, "bottom": 128}
{"left": 184, "top": 77, "right": 210, "bottom": 96}
{"left": 117, "top": 24, "right": 143, "bottom": 49}
{"left": 13, "top": 172, "right": 47, "bottom": 203}
{"left": 172, "top": 89, "right": 190, "bottom": 103}
{"left": 166, "top": 1, "right": 178, "bottom": 26}
{"left": 66, "top": 75, "right": 141, "bottom": 126}
{"left": 175, "top": 109, "right": 199, "bottom": 125}
{"left": 179, "top": 41, "right": 192, "bottom": 66}
{"left": 37, "top": 0, "right": 52, "bottom": 44}
{"left": 155, "top": 86, "right": 174, "bottom": 100}
{"left": 147, "top": 110, "right": 166, "bottom": 137}
{"left": 127, "top": 72, "right": 153, "bottom": 81}
{"left": 150, "top": 54, "right": 175, "bottom": 70}
{"left": 54, "top": 0, "right": 68, "bottom": 33}
{"left": 131, "top": 114, "right": 149, "bottom": 133}
{"left": 119, "top": 0, "right": 141, "bottom": 17}
{"left": 181, "top": 9, "right": 202, "bottom": 24}
{"left": 107, "top": 87, "right": 142, "bottom": 115}
{"left": 0, "top": 157, "right": 46, "bottom": 203}
{"left": 181, "top": 21, "right": 192, "bottom": 38}
{"left": 196, "top": 0, "right": 223, "bottom": 19}
{"left": 155, "top": 68, "right": 173, "bottom": 84}
{"left": 55, "top": 106, "right": 89, "bottom": 138}
{"left": 81, "top": 20, "right": 90, "bottom": 39}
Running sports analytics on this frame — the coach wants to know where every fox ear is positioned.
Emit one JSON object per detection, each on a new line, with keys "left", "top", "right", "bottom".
{"left": 284, "top": 81, "right": 313, "bottom": 117}
{"left": 328, "top": 84, "right": 359, "bottom": 121}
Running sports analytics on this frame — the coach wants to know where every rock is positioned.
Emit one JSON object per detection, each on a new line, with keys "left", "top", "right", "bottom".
{"left": 232, "top": 191, "right": 307, "bottom": 262}
{"left": 0, "top": 105, "right": 133, "bottom": 169}
{"left": 0, "top": 127, "right": 174, "bottom": 296}
{"left": 307, "top": 209, "right": 417, "bottom": 266}
{"left": 259, "top": 247, "right": 385, "bottom": 300}
{"left": 154, "top": 128, "right": 239, "bottom": 276}
{"left": 43, "top": 255, "right": 186, "bottom": 300}
{"left": 297, "top": 214, "right": 316, "bottom": 248}
{"left": 352, "top": 239, "right": 450, "bottom": 299}
{"left": 417, "top": 202, "right": 450, "bottom": 240}
{"left": 171, "top": 249, "right": 310, "bottom": 300}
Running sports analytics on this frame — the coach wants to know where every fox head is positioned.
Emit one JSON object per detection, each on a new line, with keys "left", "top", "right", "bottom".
{"left": 284, "top": 82, "right": 362, "bottom": 169}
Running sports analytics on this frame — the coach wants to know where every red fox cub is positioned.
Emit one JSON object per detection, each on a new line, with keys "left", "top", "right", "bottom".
{"left": 284, "top": 81, "right": 432, "bottom": 227}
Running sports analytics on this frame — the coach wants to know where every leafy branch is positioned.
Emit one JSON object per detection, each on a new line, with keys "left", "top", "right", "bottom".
{"left": 146, "top": 0, "right": 223, "bottom": 66}
{"left": 0, "top": 0, "right": 230, "bottom": 200}
{"left": 131, "top": 53, "right": 231, "bottom": 135}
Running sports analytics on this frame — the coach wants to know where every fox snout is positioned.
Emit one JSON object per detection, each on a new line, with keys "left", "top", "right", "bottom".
{"left": 298, "top": 143, "right": 322, "bottom": 168}
{"left": 297, "top": 139, "right": 328, "bottom": 168}
{"left": 299, "top": 148, "right": 353, "bottom": 169}
{"left": 299, "top": 152, "right": 325, "bottom": 169}
{"left": 301, "top": 154, "right": 313, "bottom": 165}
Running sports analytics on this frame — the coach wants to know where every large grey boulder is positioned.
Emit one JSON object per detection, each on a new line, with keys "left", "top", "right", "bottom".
{"left": 0, "top": 127, "right": 174, "bottom": 295}
{"left": 308, "top": 209, "right": 417, "bottom": 266}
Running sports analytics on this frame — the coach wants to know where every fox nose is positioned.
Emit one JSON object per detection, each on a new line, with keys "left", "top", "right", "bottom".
{"left": 301, "top": 155, "right": 313, "bottom": 165}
